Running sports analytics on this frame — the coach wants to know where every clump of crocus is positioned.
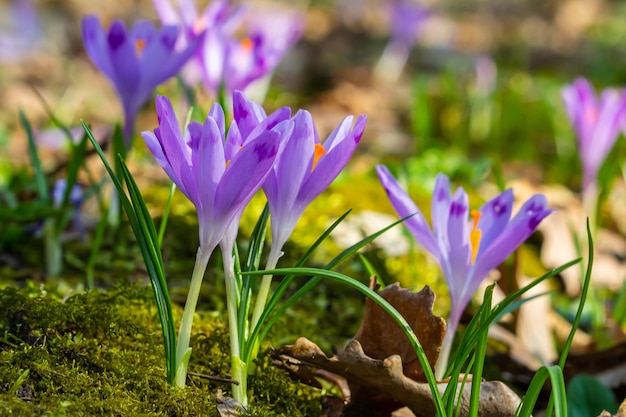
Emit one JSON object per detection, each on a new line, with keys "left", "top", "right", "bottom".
{"left": 82, "top": 15, "right": 202, "bottom": 145}
{"left": 377, "top": 167, "right": 553, "bottom": 378}
{"left": 152, "top": 0, "right": 303, "bottom": 100}
{"left": 561, "top": 77, "right": 626, "bottom": 225}
{"left": 374, "top": 0, "right": 429, "bottom": 83}
{"left": 142, "top": 93, "right": 293, "bottom": 405}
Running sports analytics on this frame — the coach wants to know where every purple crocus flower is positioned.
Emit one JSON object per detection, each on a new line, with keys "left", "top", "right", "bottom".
{"left": 82, "top": 15, "right": 202, "bottom": 145}
{"left": 229, "top": 91, "right": 367, "bottom": 259}
{"left": 0, "top": 0, "right": 43, "bottom": 63}
{"left": 375, "top": 0, "right": 429, "bottom": 83}
{"left": 264, "top": 111, "right": 367, "bottom": 259}
{"left": 152, "top": 0, "right": 303, "bottom": 96}
{"left": 376, "top": 167, "right": 553, "bottom": 376}
{"left": 561, "top": 77, "right": 626, "bottom": 193}
{"left": 141, "top": 95, "right": 292, "bottom": 254}
{"left": 388, "top": 0, "right": 430, "bottom": 47}
{"left": 152, "top": 0, "right": 240, "bottom": 88}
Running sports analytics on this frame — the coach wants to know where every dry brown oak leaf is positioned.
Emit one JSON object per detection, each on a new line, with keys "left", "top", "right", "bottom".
{"left": 275, "top": 280, "right": 522, "bottom": 417}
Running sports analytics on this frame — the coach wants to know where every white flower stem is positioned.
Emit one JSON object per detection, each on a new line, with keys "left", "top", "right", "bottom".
{"left": 249, "top": 243, "right": 283, "bottom": 339}
{"left": 174, "top": 246, "right": 212, "bottom": 387}
{"left": 436, "top": 307, "right": 461, "bottom": 380}
{"left": 222, "top": 244, "right": 248, "bottom": 406}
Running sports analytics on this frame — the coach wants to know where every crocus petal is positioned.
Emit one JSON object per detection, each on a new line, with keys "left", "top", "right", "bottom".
{"left": 376, "top": 165, "right": 440, "bottom": 258}
{"left": 107, "top": 21, "right": 140, "bottom": 104}
{"left": 431, "top": 173, "right": 451, "bottom": 249}
{"left": 477, "top": 188, "right": 514, "bottom": 253}
{"left": 141, "top": 130, "right": 179, "bottom": 186}
{"left": 472, "top": 194, "right": 553, "bottom": 285}
{"left": 214, "top": 131, "right": 281, "bottom": 221}
{"left": 445, "top": 188, "right": 471, "bottom": 300}
{"left": 209, "top": 102, "right": 226, "bottom": 137}
{"left": 233, "top": 90, "right": 268, "bottom": 138}
{"left": 153, "top": 96, "right": 195, "bottom": 197}
{"left": 266, "top": 111, "right": 315, "bottom": 212}
{"left": 140, "top": 25, "right": 195, "bottom": 92}
{"left": 82, "top": 15, "right": 115, "bottom": 80}
{"left": 297, "top": 115, "right": 366, "bottom": 205}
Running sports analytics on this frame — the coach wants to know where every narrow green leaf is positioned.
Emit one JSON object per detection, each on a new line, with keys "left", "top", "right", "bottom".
{"left": 359, "top": 254, "right": 385, "bottom": 288}
{"left": 20, "top": 109, "right": 47, "bottom": 200}
{"left": 245, "top": 266, "right": 447, "bottom": 416}
{"left": 558, "top": 219, "right": 593, "bottom": 369}
{"left": 158, "top": 182, "right": 177, "bottom": 247}
{"left": 83, "top": 120, "right": 177, "bottom": 384}
{"left": 517, "top": 365, "right": 566, "bottom": 417}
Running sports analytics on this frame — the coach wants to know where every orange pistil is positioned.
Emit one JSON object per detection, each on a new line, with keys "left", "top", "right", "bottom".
{"left": 311, "top": 143, "right": 327, "bottom": 172}
{"left": 240, "top": 37, "right": 254, "bottom": 52}
{"left": 469, "top": 210, "right": 482, "bottom": 265}
{"left": 225, "top": 160, "right": 231, "bottom": 169}
{"left": 135, "top": 39, "right": 146, "bottom": 56}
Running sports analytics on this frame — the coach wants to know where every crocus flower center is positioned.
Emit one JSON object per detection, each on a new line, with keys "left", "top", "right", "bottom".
{"left": 469, "top": 209, "right": 482, "bottom": 265}
{"left": 312, "top": 143, "right": 327, "bottom": 172}
{"left": 135, "top": 39, "right": 146, "bottom": 56}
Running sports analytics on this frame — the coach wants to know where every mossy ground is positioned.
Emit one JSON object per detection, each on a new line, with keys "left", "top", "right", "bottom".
{"left": 0, "top": 283, "right": 324, "bottom": 416}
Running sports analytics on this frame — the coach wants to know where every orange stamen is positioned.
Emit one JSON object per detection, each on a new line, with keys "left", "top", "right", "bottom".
{"left": 225, "top": 160, "right": 231, "bottom": 169}
{"left": 311, "top": 143, "right": 327, "bottom": 172}
{"left": 469, "top": 210, "right": 482, "bottom": 265}
{"left": 240, "top": 37, "right": 254, "bottom": 52}
{"left": 135, "top": 39, "right": 146, "bottom": 56}
{"left": 193, "top": 16, "right": 209, "bottom": 35}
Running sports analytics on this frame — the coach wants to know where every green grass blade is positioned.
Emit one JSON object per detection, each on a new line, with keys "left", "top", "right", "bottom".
{"left": 558, "top": 219, "right": 593, "bottom": 369}
{"left": 468, "top": 285, "right": 492, "bottom": 417}
{"left": 157, "top": 182, "right": 177, "bottom": 247}
{"left": 246, "top": 213, "right": 415, "bottom": 361}
{"left": 359, "top": 254, "right": 385, "bottom": 288}
{"left": 517, "top": 365, "right": 566, "bottom": 417}
{"left": 20, "top": 109, "right": 47, "bottom": 200}
{"left": 83, "top": 121, "right": 177, "bottom": 384}
{"left": 245, "top": 266, "right": 447, "bottom": 416}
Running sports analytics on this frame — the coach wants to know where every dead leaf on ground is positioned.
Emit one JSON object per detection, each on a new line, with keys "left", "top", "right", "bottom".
{"left": 274, "top": 279, "right": 523, "bottom": 416}
{"left": 275, "top": 337, "right": 521, "bottom": 417}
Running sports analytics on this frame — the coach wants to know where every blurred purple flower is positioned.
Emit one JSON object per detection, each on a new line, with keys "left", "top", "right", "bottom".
{"left": 152, "top": 0, "right": 303, "bottom": 96}
{"left": 388, "top": 0, "right": 429, "bottom": 47}
{"left": 141, "top": 94, "right": 292, "bottom": 253}
{"left": 153, "top": 0, "right": 240, "bottom": 88}
{"left": 562, "top": 77, "right": 626, "bottom": 192}
{"left": 377, "top": 167, "right": 552, "bottom": 375}
{"left": 474, "top": 55, "right": 497, "bottom": 95}
{"left": 0, "top": 0, "right": 43, "bottom": 63}
{"left": 82, "top": 15, "right": 202, "bottom": 145}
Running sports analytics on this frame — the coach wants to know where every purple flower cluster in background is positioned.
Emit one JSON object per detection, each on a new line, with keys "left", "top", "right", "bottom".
{"left": 152, "top": 0, "right": 303, "bottom": 96}
{"left": 81, "top": 0, "right": 303, "bottom": 146}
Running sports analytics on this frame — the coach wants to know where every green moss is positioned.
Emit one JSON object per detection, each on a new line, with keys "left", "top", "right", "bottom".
{"left": 0, "top": 284, "right": 322, "bottom": 416}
